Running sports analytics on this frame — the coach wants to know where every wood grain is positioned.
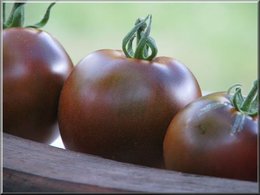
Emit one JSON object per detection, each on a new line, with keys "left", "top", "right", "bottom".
{"left": 3, "top": 133, "right": 258, "bottom": 193}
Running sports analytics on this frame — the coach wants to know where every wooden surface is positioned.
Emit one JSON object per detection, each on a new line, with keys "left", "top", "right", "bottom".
{"left": 3, "top": 132, "right": 259, "bottom": 193}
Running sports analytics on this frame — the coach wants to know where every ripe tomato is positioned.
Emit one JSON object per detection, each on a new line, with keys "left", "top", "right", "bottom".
{"left": 163, "top": 81, "right": 258, "bottom": 181}
{"left": 3, "top": 3, "right": 73, "bottom": 143}
{"left": 58, "top": 15, "right": 201, "bottom": 167}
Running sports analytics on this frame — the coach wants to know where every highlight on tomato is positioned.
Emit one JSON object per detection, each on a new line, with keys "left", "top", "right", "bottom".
{"left": 3, "top": 3, "right": 74, "bottom": 144}
{"left": 163, "top": 80, "right": 258, "bottom": 181}
{"left": 58, "top": 15, "right": 201, "bottom": 168}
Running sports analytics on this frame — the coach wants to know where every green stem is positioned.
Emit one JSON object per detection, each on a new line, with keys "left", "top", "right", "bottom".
{"left": 241, "top": 80, "right": 258, "bottom": 112}
{"left": 134, "top": 15, "right": 152, "bottom": 59}
{"left": 26, "top": 2, "right": 56, "bottom": 28}
{"left": 228, "top": 80, "right": 258, "bottom": 117}
{"left": 10, "top": 3, "right": 25, "bottom": 28}
{"left": 3, "top": 3, "right": 6, "bottom": 24}
{"left": 135, "top": 18, "right": 143, "bottom": 46}
{"left": 122, "top": 15, "right": 149, "bottom": 58}
{"left": 122, "top": 14, "right": 158, "bottom": 61}
{"left": 4, "top": 3, "right": 25, "bottom": 28}
{"left": 3, "top": 2, "right": 55, "bottom": 29}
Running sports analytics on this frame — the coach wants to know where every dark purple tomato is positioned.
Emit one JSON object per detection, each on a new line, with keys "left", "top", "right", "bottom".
{"left": 58, "top": 49, "right": 201, "bottom": 168}
{"left": 163, "top": 82, "right": 258, "bottom": 181}
{"left": 3, "top": 27, "right": 73, "bottom": 143}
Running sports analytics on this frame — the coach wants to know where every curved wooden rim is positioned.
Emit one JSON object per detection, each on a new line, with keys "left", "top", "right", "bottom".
{"left": 3, "top": 133, "right": 258, "bottom": 193}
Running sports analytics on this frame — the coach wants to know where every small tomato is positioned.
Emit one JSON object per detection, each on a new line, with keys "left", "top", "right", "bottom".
{"left": 163, "top": 81, "right": 258, "bottom": 181}
{"left": 58, "top": 15, "right": 201, "bottom": 167}
{"left": 3, "top": 3, "right": 74, "bottom": 143}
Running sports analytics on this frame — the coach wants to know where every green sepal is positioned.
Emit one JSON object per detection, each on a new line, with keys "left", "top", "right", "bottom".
{"left": 3, "top": 2, "right": 55, "bottom": 29}
{"left": 247, "top": 93, "right": 258, "bottom": 117}
{"left": 4, "top": 3, "right": 25, "bottom": 29}
{"left": 228, "top": 80, "right": 258, "bottom": 117}
{"left": 122, "top": 15, "right": 158, "bottom": 61}
{"left": 122, "top": 15, "right": 149, "bottom": 58}
{"left": 232, "top": 88, "right": 244, "bottom": 112}
{"left": 26, "top": 2, "right": 56, "bottom": 28}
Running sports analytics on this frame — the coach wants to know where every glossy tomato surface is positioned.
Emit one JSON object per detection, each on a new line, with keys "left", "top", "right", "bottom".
{"left": 58, "top": 49, "right": 201, "bottom": 168}
{"left": 3, "top": 28, "right": 73, "bottom": 143}
{"left": 163, "top": 92, "right": 258, "bottom": 181}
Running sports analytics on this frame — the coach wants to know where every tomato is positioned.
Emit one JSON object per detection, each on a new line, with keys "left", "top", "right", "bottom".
{"left": 163, "top": 81, "right": 258, "bottom": 181}
{"left": 3, "top": 3, "right": 74, "bottom": 143}
{"left": 58, "top": 15, "right": 201, "bottom": 167}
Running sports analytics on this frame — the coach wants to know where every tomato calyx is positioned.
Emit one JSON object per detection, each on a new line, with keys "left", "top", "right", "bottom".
{"left": 3, "top": 2, "right": 55, "bottom": 29}
{"left": 228, "top": 80, "right": 258, "bottom": 117}
{"left": 122, "top": 14, "right": 158, "bottom": 61}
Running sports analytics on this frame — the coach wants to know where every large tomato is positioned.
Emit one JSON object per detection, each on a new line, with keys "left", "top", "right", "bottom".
{"left": 58, "top": 15, "right": 201, "bottom": 167}
{"left": 163, "top": 81, "right": 258, "bottom": 181}
{"left": 3, "top": 3, "right": 74, "bottom": 143}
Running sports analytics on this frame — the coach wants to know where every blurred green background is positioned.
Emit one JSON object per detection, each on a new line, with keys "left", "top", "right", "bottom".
{"left": 4, "top": 2, "right": 257, "bottom": 93}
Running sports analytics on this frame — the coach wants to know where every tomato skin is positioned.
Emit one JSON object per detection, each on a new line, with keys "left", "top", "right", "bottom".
{"left": 163, "top": 92, "right": 258, "bottom": 181}
{"left": 58, "top": 49, "right": 201, "bottom": 167}
{"left": 3, "top": 28, "right": 74, "bottom": 144}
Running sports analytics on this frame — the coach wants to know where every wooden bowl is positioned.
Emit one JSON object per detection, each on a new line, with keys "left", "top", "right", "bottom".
{"left": 3, "top": 132, "right": 258, "bottom": 193}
